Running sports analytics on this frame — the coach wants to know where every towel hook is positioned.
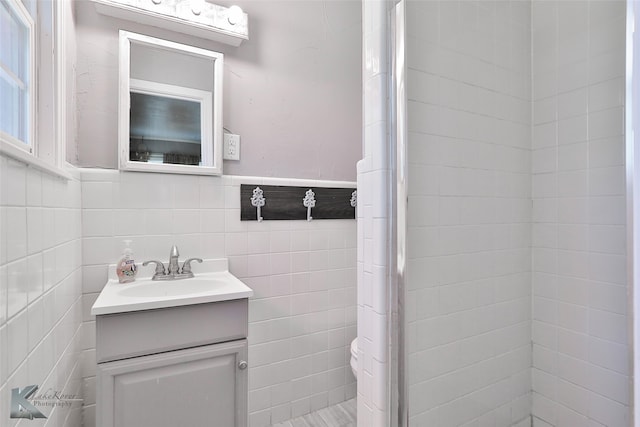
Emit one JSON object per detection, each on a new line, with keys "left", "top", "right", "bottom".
{"left": 250, "top": 186, "right": 266, "bottom": 222}
{"left": 303, "top": 189, "right": 316, "bottom": 221}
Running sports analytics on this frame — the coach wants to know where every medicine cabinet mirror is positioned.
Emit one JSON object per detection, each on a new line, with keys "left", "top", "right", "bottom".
{"left": 119, "top": 31, "right": 223, "bottom": 175}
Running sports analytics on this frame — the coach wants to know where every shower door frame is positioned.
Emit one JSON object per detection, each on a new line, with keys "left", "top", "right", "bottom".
{"left": 390, "top": 1, "right": 407, "bottom": 426}
{"left": 627, "top": 1, "right": 638, "bottom": 425}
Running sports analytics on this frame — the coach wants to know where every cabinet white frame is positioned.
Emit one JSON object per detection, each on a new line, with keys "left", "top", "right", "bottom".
{"left": 118, "top": 30, "right": 224, "bottom": 176}
{"left": 97, "top": 340, "right": 248, "bottom": 427}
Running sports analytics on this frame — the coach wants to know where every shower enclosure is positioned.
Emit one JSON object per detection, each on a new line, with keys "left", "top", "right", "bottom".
{"left": 359, "top": 0, "right": 631, "bottom": 426}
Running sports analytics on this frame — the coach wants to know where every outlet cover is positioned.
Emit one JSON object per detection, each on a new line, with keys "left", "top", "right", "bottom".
{"left": 223, "top": 133, "right": 240, "bottom": 160}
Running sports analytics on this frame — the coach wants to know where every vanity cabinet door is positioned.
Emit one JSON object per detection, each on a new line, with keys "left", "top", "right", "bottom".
{"left": 97, "top": 340, "right": 248, "bottom": 427}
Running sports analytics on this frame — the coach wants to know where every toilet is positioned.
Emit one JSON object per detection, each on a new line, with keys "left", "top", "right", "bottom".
{"left": 350, "top": 338, "right": 358, "bottom": 379}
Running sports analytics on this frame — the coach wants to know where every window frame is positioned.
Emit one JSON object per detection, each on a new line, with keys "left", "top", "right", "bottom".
{"left": 0, "top": 0, "right": 36, "bottom": 155}
{"left": 0, "top": 0, "right": 72, "bottom": 180}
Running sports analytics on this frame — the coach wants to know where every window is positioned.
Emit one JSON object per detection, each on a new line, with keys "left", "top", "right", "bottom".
{"left": 0, "top": 0, "right": 71, "bottom": 178}
{"left": 0, "top": 0, "right": 34, "bottom": 152}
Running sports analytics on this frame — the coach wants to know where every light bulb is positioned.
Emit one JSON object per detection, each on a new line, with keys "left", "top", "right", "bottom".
{"left": 191, "top": 0, "right": 204, "bottom": 15}
{"left": 227, "top": 5, "right": 243, "bottom": 25}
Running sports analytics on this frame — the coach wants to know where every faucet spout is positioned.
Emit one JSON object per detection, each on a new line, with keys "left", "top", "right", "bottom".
{"left": 168, "top": 245, "right": 180, "bottom": 275}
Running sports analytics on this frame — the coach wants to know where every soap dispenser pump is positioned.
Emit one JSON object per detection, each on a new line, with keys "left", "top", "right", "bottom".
{"left": 116, "top": 240, "right": 138, "bottom": 283}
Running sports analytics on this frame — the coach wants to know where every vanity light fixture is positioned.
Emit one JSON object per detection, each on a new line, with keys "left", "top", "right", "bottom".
{"left": 190, "top": 0, "right": 204, "bottom": 15}
{"left": 93, "top": 0, "right": 249, "bottom": 46}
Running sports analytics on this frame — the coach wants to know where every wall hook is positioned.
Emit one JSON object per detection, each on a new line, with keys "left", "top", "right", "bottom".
{"left": 250, "top": 186, "right": 266, "bottom": 222}
{"left": 350, "top": 190, "right": 357, "bottom": 208}
{"left": 303, "top": 189, "right": 316, "bottom": 221}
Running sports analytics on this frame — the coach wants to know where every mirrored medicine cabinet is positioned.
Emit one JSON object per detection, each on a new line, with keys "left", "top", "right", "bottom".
{"left": 119, "top": 31, "right": 223, "bottom": 175}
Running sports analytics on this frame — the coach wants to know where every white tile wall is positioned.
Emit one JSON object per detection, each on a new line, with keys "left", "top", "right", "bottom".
{"left": 358, "top": 0, "right": 392, "bottom": 426}
{"left": 0, "top": 155, "right": 84, "bottom": 427}
{"left": 531, "top": 1, "right": 629, "bottom": 426}
{"left": 405, "top": 1, "right": 532, "bottom": 425}
{"left": 79, "top": 170, "right": 357, "bottom": 427}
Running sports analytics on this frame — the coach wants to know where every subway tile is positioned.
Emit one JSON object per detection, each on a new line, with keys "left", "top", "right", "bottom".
{"left": 118, "top": 172, "right": 171, "bottom": 209}
{"left": 27, "top": 297, "right": 44, "bottom": 352}
{"left": 171, "top": 210, "right": 200, "bottom": 234}
{"left": 5, "top": 159, "right": 26, "bottom": 207}
{"left": 588, "top": 362, "right": 630, "bottom": 406}
{"left": 589, "top": 136, "right": 624, "bottom": 168}
{"left": 558, "top": 60, "right": 588, "bottom": 92}
{"left": 81, "top": 182, "right": 113, "bottom": 209}
{"left": 588, "top": 252, "right": 626, "bottom": 285}
{"left": 25, "top": 168, "right": 42, "bottom": 207}
{"left": 143, "top": 209, "right": 172, "bottom": 235}
{"left": 590, "top": 77, "right": 624, "bottom": 112}
{"left": 198, "top": 177, "right": 225, "bottom": 209}
{"left": 171, "top": 175, "right": 200, "bottom": 209}
{"left": 558, "top": 114, "right": 588, "bottom": 145}
{"left": 557, "top": 88, "right": 588, "bottom": 119}
{"left": 589, "top": 107, "right": 624, "bottom": 140}
{"left": 26, "top": 253, "right": 43, "bottom": 303}
{"left": 82, "top": 237, "right": 117, "bottom": 266}
{"left": 112, "top": 209, "right": 144, "bottom": 236}
{"left": 558, "top": 142, "right": 587, "bottom": 171}
{"left": 26, "top": 207, "right": 44, "bottom": 254}
{"left": 589, "top": 308, "right": 627, "bottom": 345}
{"left": 247, "top": 232, "right": 269, "bottom": 255}
{"left": 6, "top": 207, "right": 27, "bottom": 263}
{"left": 588, "top": 391, "right": 629, "bottom": 427}
{"left": 590, "top": 48, "right": 625, "bottom": 84}
{"left": 82, "top": 209, "right": 114, "bottom": 238}
{"left": 6, "top": 258, "right": 28, "bottom": 319}
{"left": 589, "top": 281, "right": 626, "bottom": 315}
{"left": 270, "top": 231, "right": 291, "bottom": 253}
{"left": 589, "top": 336, "right": 628, "bottom": 375}
{"left": 532, "top": 148, "right": 557, "bottom": 174}
{"left": 7, "top": 309, "right": 28, "bottom": 375}
{"left": 589, "top": 166, "right": 625, "bottom": 196}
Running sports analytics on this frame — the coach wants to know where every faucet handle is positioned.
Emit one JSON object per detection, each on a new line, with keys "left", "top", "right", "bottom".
{"left": 142, "top": 260, "right": 166, "bottom": 278}
{"left": 182, "top": 258, "right": 203, "bottom": 274}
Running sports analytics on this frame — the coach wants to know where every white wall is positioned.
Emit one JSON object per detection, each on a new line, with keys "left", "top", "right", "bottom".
{"left": 531, "top": 1, "right": 629, "bottom": 426}
{"left": 73, "top": 0, "right": 362, "bottom": 182}
{"left": 0, "top": 156, "right": 84, "bottom": 427}
{"left": 404, "top": 1, "right": 532, "bottom": 425}
{"left": 79, "top": 170, "right": 357, "bottom": 427}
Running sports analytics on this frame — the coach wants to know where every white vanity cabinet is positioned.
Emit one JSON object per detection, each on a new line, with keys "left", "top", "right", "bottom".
{"left": 95, "top": 299, "right": 249, "bottom": 427}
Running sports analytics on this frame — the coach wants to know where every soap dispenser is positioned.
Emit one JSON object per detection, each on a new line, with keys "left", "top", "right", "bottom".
{"left": 116, "top": 240, "right": 137, "bottom": 283}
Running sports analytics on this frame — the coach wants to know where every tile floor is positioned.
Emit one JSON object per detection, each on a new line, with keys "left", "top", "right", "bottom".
{"left": 271, "top": 399, "right": 356, "bottom": 427}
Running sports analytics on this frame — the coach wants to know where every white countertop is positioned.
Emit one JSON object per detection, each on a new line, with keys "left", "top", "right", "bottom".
{"left": 91, "top": 258, "right": 253, "bottom": 316}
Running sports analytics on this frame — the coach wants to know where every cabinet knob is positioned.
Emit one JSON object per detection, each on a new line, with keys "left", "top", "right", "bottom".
{"left": 238, "top": 360, "right": 248, "bottom": 370}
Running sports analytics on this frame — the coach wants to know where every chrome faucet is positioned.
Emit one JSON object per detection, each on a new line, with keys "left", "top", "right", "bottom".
{"left": 142, "top": 246, "right": 202, "bottom": 281}
{"left": 168, "top": 245, "right": 180, "bottom": 276}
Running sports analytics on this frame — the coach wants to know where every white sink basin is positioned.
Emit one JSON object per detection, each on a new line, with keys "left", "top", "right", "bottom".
{"left": 91, "top": 259, "right": 253, "bottom": 315}
{"left": 118, "top": 277, "right": 232, "bottom": 298}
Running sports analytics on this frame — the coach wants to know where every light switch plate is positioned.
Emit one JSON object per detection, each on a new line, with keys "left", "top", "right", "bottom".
{"left": 223, "top": 133, "right": 240, "bottom": 160}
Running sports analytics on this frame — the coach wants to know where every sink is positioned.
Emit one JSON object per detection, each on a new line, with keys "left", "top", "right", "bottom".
{"left": 118, "top": 277, "right": 233, "bottom": 298}
{"left": 91, "top": 259, "right": 253, "bottom": 316}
